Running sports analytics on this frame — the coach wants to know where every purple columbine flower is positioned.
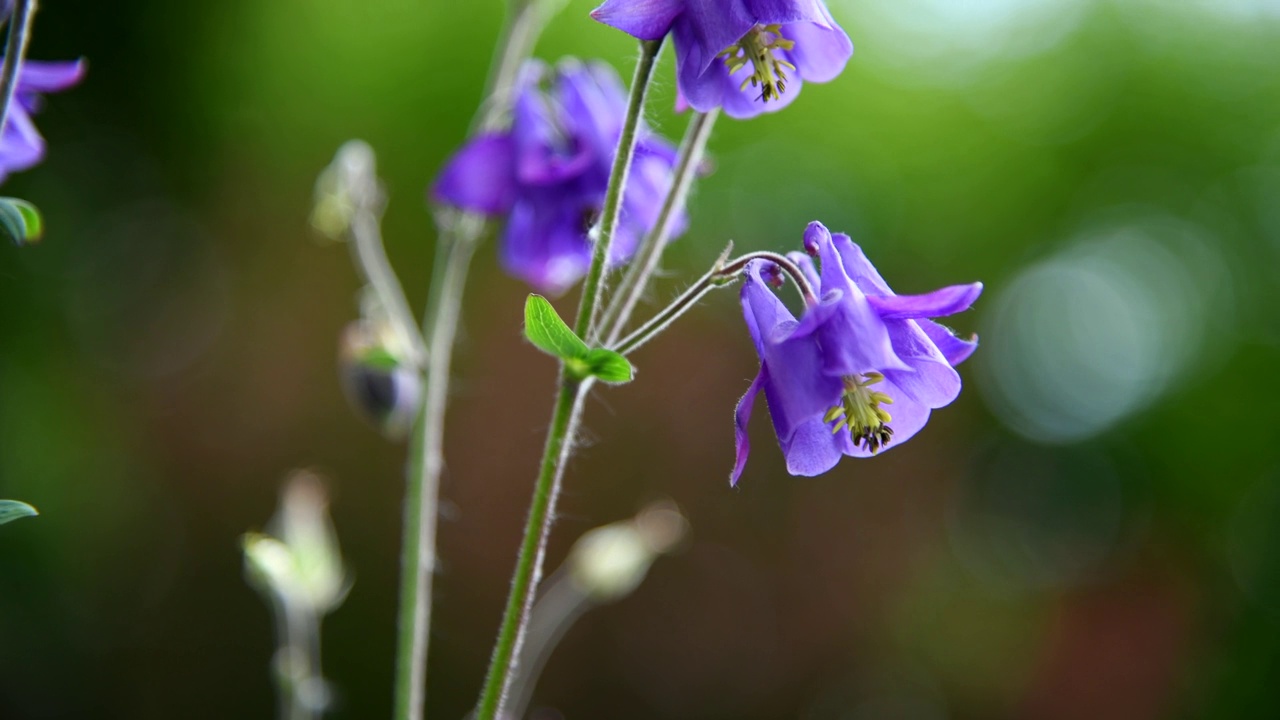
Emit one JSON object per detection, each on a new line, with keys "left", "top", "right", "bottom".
{"left": 590, "top": 0, "right": 853, "bottom": 119}
{"left": 0, "top": 58, "right": 85, "bottom": 183}
{"left": 431, "top": 58, "right": 684, "bottom": 294}
{"left": 732, "top": 221, "right": 982, "bottom": 484}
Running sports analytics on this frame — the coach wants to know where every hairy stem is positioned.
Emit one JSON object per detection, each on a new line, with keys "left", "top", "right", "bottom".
{"left": 612, "top": 248, "right": 819, "bottom": 356}
{"left": 349, "top": 207, "right": 428, "bottom": 367}
{"left": 393, "top": 1, "right": 557, "bottom": 718}
{"left": 600, "top": 109, "right": 719, "bottom": 345}
{"left": 0, "top": 0, "right": 36, "bottom": 135}
{"left": 574, "top": 38, "right": 665, "bottom": 341}
{"left": 473, "top": 38, "right": 664, "bottom": 720}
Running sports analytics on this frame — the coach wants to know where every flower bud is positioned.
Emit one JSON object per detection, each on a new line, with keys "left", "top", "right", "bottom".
{"left": 568, "top": 499, "right": 689, "bottom": 602}
{"left": 310, "top": 140, "right": 380, "bottom": 241}
{"left": 339, "top": 319, "right": 422, "bottom": 440}
{"left": 243, "top": 471, "right": 350, "bottom": 615}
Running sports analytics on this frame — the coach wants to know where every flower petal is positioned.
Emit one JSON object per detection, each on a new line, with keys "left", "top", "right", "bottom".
{"left": 15, "top": 59, "right": 86, "bottom": 94}
{"left": 741, "top": 260, "right": 796, "bottom": 354}
{"left": 883, "top": 320, "right": 962, "bottom": 408}
{"left": 742, "top": 263, "right": 842, "bottom": 448}
{"left": 919, "top": 319, "right": 979, "bottom": 366}
{"left": 811, "top": 222, "right": 910, "bottom": 374}
{"left": 591, "top": 0, "right": 686, "bottom": 41}
{"left": 783, "top": 416, "right": 844, "bottom": 476}
{"left": 513, "top": 82, "right": 594, "bottom": 185}
{"left": 555, "top": 59, "right": 626, "bottom": 160}
{"left": 779, "top": 20, "right": 853, "bottom": 84}
{"left": 867, "top": 282, "right": 983, "bottom": 319}
{"left": 429, "top": 133, "right": 518, "bottom": 214}
{"left": 746, "top": 0, "right": 837, "bottom": 26}
{"left": 500, "top": 195, "right": 593, "bottom": 294}
{"left": 731, "top": 367, "right": 766, "bottom": 486}
{"left": 830, "top": 232, "right": 893, "bottom": 295}
{"left": 679, "top": 0, "right": 759, "bottom": 74}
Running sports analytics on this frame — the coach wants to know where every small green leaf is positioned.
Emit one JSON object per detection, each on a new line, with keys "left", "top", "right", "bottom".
{"left": 584, "top": 348, "right": 634, "bottom": 384}
{"left": 524, "top": 295, "right": 589, "bottom": 361}
{"left": 0, "top": 500, "right": 39, "bottom": 525}
{"left": 0, "top": 197, "right": 44, "bottom": 246}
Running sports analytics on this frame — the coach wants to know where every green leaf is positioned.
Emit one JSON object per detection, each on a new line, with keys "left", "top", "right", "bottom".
{"left": 524, "top": 295, "right": 589, "bottom": 361}
{"left": 0, "top": 500, "right": 39, "bottom": 525}
{"left": 0, "top": 197, "right": 44, "bottom": 246}
{"left": 583, "top": 348, "right": 634, "bottom": 384}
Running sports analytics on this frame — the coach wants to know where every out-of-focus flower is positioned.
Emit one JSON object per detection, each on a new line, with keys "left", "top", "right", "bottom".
{"left": 732, "top": 221, "right": 982, "bottom": 483}
{"left": 568, "top": 499, "right": 689, "bottom": 601}
{"left": 591, "top": 0, "right": 852, "bottom": 119}
{"left": 310, "top": 139, "right": 379, "bottom": 241}
{"left": 339, "top": 290, "right": 422, "bottom": 440}
{"left": 431, "top": 58, "right": 683, "bottom": 294}
{"left": 0, "top": 59, "right": 85, "bottom": 183}
{"left": 243, "top": 471, "right": 350, "bottom": 615}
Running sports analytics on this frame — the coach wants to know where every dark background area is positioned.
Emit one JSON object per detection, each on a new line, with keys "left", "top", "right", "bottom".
{"left": 2, "top": 0, "right": 1280, "bottom": 718}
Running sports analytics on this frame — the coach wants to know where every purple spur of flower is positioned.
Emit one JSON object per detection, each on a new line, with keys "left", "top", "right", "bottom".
{"left": 0, "top": 58, "right": 86, "bottom": 184}
{"left": 430, "top": 58, "right": 685, "bottom": 295}
{"left": 590, "top": 0, "right": 853, "bottom": 119}
{"left": 731, "top": 221, "right": 982, "bottom": 484}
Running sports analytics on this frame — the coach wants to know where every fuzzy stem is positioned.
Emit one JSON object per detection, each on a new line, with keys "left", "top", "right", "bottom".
{"left": 348, "top": 207, "right": 428, "bottom": 367}
{"left": 392, "top": 2, "right": 556, "bottom": 718}
{"left": 0, "top": 0, "right": 36, "bottom": 136}
{"left": 474, "top": 376, "right": 590, "bottom": 719}
{"left": 611, "top": 249, "right": 819, "bottom": 357}
{"left": 473, "top": 38, "right": 664, "bottom": 720}
{"left": 600, "top": 109, "right": 719, "bottom": 345}
{"left": 574, "top": 38, "right": 664, "bottom": 341}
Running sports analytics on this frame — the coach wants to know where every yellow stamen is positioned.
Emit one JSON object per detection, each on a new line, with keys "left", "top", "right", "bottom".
{"left": 825, "top": 372, "right": 896, "bottom": 454}
{"left": 717, "top": 24, "right": 797, "bottom": 103}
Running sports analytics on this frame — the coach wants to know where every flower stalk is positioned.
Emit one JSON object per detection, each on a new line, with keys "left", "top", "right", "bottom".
{"left": 600, "top": 108, "right": 720, "bottom": 345}
{"left": 574, "top": 38, "right": 665, "bottom": 340}
{"left": 473, "top": 37, "right": 664, "bottom": 720}
{"left": 394, "top": 2, "right": 562, "bottom": 719}
{"left": 611, "top": 248, "right": 819, "bottom": 356}
{"left": 0, "top": 0, "right": 37, "bottom": 135}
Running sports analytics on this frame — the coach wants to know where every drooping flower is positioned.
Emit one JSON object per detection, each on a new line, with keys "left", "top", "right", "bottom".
{"left": 591, "top": 0, "right": 853, "bottom": 119}
{"left": 0, "top": 58, "right": 86, "bottom": 183}
{"left": 431, "top": 58, "right": 684, "bottom": 294}
{"left": 732, "top": 221, "right": 982, "bottom": 484}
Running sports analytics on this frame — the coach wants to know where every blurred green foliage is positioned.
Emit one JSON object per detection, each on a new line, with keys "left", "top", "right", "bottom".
{"left": 2, "top": 1, "right": 1279, "bottom": 718}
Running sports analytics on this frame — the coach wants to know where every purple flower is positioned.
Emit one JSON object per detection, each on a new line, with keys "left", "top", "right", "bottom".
{"left": 0, "top": 58, "right": 85, "bottom": 183}
{"left": 431, "top": 58, "right": 684, "bottom": 294}
{"left": 590, "top": 0, "right": 853, "bottom": 119}
{"left": 732, "top": 221, "right": 982, "bottom": 484}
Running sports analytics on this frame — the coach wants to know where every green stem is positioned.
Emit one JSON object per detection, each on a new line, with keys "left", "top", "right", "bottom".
{"left": 393, "top": 1, "right": 558, "bottom": 717}
{"left": 574, "top": 38, "right": 665, "bottom": 341}
{"left": 392, "top": 216, "right": 483, "bottom": 720}
{"left": 474, "top": 376, "right": 590, "bottom": 720}
{"left": 473, "top": 38, "right": 665, "bottom": 720}
{"left": 349, "top": 206, "right": 428, "bottom": 367}
{"left": 600, "top": 109, "right": 719, "bottom": 345}
{"left": 0, "top": 0, "right": 36, "bottom": 135}
{"left": 612, "top": 248, "right": 820, "bottom": 356}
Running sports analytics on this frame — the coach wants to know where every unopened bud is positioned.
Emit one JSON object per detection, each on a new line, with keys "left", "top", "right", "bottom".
{"left": 311, "top": 140, "right": 380, "bottom": 241}
{"left": 340, "top": 320, "right": 422, "bottom": 439}
{"left": 242, "top": 471, "right": 350, "bottom": 615}
{"left": 568, "top": 500, "right": 689, "bottom": 602}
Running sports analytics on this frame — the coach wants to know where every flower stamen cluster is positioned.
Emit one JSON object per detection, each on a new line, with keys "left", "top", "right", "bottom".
{"left": 825, "top": 372, "right": 894, "bottom": 453}
{"left": 718, "top": 24, "right": 796, "bottom": 102}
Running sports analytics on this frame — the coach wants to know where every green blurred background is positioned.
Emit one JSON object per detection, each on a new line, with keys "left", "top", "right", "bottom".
{"left": 3, "top": 0, "right": 1280, "bottom": 717}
